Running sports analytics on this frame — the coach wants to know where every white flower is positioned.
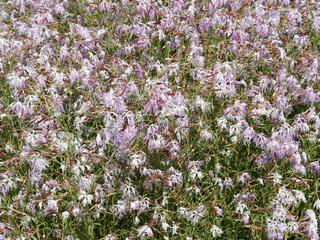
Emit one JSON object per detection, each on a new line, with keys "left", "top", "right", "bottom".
{"left": 111, "top": 200, "right": 127, "bottom": 217}
{"left": 236, "top": 201, "right": 248, "bottom": 214}
{"left": 137, "top": 225, "right": 153, "bottom": 239}
{"left": 230, "top": 136, "right": 238, "bottom": 143}
{"left": 292, "top": 190, "right": 306, "bottom": 203}
{"left": 314, "top": 199, "right": 320, "bottom": 210}
{"left": 177, "top": 207, "right": 188, "bottom": 218}
{"left": 189, "top": 169, "right": 204, "bottom": 181}
{"left": 130, "top": 152, "right": 146, "bottom": 169}
{"left": 45, "top": 199, "right": 58, "bottom": 215}
{"left": 187, "top": 4, "right": 197, "bottom": 17}
{"left": 171, "top": 225, "right": 178, "bottom": 235}
{"left": 287, "top": 221, "right": 299, "bottom": 233}
{"left": 272, "top": 204, "right": 288, "bottom": 222}
{"left": 104, "top": 234, "right": 117, "bottom": 240}
{"left": 293, "top": 164, "right": 306, "bottom": 175}
{"left": 201, "top": 128, "right": 213, "bottom": 141}
{"left": 62, "top": 211, "right": 70, "bottom": 221}
{"left": 72, "top": 206, "right": 81, "bottom": 217}
{"left": 305, "top": 209, "right": 317, "bottom": 222}
{"left": 161, "top": 196, "right": 168, "bottom": 206}
{"left": 217, "top": 117, "right": 228, "bottom": 130}
{"left": 78, "top": 191, "right": 93, "bottom": 206}
{"left": 134, "top": 216, "right": 140, "bottom": 225}
{"left": 270, "top": 173, "right": 282, "bottom": 185}
{"left": 196, "top": 96, "right": 211, "bottom": 112}
{"left": 5, "top": 144, "right": 14, "bottom": 153}
{"left": 276, "top": 187, "right": 296, "bottom": 206}
{"left": 162, "top": 222, "right": 170, "bottom": 231}
{"left": 60, "top": 164, "right": 67, "bottom": 172}
{"left": 121, "top": 181, "right": 136, "bottom": 198}
{"left": 215, "top": 163, "right": 222, "bottom": 173}
{"left": 210, "top": 225, "right": 222, "bottom": 238}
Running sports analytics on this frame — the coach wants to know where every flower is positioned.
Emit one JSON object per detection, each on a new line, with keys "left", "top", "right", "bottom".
{"left": 314, "top": 199, "right": 320, "bottom": 210}
{"left": 137, "top": 225, "right": 153, "bottom": 239}
{"left": 215, "top": 206, "right": 223, "bottom": 217}
{"left": 201, "top": 128, "right": 213, "bottom": 141}
{"left": 241, "top": 211, "right": 250, "bottom": 225}
{"left": 196, "top": 96, "right": 211, "bottom": 112}
{"left": 287, "top": 221, "right": 299, "bottom": 233}
{"left": 62, "top": 211, "right": 70, "bottom": 221}
{"left": 45, "top": 199, "right": 58, "bottom": 216}
{"left": 210, "top": 225, "right": 222, "bottom": 238}
{"left": 269, "top": 173, "right": 282, "bottom": 185}
{"left": 216, "top": 117, "right": 228, "bottom": 130}
{"left": 78, "top": 191, "right": 93, "bottom": 206}
{"left": 171, "top": 225, "right": 178, "bottom": 235}
{"left": 237, "top": 172, "right": 251, "bottom": 185}
{"left": 236, "top": 201, "right": 248, "bottom": 214}
{"left": 313, "top": 17, "right": 320, "bottom": 33}
{"left": 223, "top": 177, "right": 233, "bottom": 187}
{"left": 189, "top": 169, "right": 204, "bottom": 181}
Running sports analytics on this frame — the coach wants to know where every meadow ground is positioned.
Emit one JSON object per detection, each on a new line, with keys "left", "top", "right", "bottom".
{"left": 1, "top": 0, "right": 320, "bottom": 239}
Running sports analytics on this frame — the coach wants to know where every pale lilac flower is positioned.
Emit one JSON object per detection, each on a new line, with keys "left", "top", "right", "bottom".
{"left": 215, "top": 206, "right": 223, "bottom": 217}
{"left": 313, "top": 17, "right": 320, "bottom": 33}
{"left": 272, "top": 204, "right": 289, "bottom": 222}
{"left": 309, "top": 161, "right": 320, "bottom": 176}
{"left": 304, "top": 209, "right": 319, "bottom": 240}
{"left": 130, "top": 152, "right": 146, "bottom": 169}
{"left": 30, "top": 156, "right": 49, "bottom": 172}
{"left": 242, "top": 126, "right": 255, "bottom": 145}
{"left": 237, "top": 172, "right": 251, "bottom": 185}
{"left": 104, "top": 234, "right": 117, "bottom": 240}
{"left": 275, "top": 187, "right": 296, "bottom": 206}
{"left": 305, "top": 209, "right": 317, "bottom": 222}
{"left": 72, "top": 206, "right": 81, "bottom": 217}
{"left": 148, "top": 134, "right": 165, "bottom": 152}
{"left": 241, "top": 211, "right": 250, "bottom": 225}
{"left": 293, "top": 164, "right": 306, "bottom": 176}
{"left": 302, "top": 152, "right": 308, "bottom": 162}
{"left": 9, "top": 101, "right": 32, "bottom": 118}
{"left": 120, "top": 181, "right": 136, "bottom": 198}
{"left": 7, "top": 72, "right": 26, "bottom": 89}
{"left": 266, "top": 218, "right": 281, "bottom": 240}
{"left": 69, "top": 69, "right": 80, "bottom": 85}
{"left": 224, "top": 177, "right": 233, "bottom": 187}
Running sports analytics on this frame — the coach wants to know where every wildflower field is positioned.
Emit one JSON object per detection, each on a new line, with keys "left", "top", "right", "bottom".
{"left": 1, "top": 0, "right": 320, "bottom": 239}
